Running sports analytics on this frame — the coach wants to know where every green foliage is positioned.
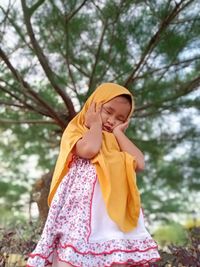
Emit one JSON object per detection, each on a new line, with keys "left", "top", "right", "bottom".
{"left": 153, "top": 222, "right": 188, "bottom": 247}
{"left": 0, "top": 207, "right": 27, "bottom": 227}
{"left": 158, "top": 30, "right": 188, "bottom": 60}
{"left": 0, "top": 181, "right": 27, "bottom": 199}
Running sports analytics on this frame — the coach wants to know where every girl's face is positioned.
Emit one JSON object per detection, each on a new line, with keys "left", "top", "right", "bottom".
{"left": 101, "top": 96, "right": 132, "bottom": 133}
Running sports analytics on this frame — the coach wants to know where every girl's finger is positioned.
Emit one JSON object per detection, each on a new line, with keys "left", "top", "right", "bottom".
{"left": 96, "top": 102, "right": 102, "bottom": 113}
{"left": 125, "top": 119, "right": 130, "bottom": 126}
{"left": 122, "top": 120, "right": 129, "bottom": 131}
{"left": 88, "top": 102, "right": 95, "bottom": 111}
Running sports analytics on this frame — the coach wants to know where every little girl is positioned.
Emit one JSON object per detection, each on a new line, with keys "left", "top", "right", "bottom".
{"left": 27, "top": 83, "right": 160, "bottom": 267}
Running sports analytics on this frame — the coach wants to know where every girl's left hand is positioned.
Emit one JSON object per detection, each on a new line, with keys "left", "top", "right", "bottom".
{"left": 113, "top": 119, "right": 130, "bottom": 135}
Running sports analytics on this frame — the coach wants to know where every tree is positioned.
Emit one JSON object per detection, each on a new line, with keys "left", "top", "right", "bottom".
{"left": 0, "top": 0, "right": 200, "bottom": 223}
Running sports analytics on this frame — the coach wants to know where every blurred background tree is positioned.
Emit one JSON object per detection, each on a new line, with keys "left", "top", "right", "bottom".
{"left": 153, "top": 222, "right": 188, "bottom": 247}
{"left": 0, "top": 0, "right": 200, "bottom": 226}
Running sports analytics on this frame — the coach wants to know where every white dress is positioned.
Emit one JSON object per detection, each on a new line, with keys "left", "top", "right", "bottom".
{"left": 27, "top": 156, "right": 160, "bottom": 267}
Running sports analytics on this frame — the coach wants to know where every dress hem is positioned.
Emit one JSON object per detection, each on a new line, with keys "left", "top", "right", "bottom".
{"left": 27, "top": 251, "right": 161, "bottom": 267}
{"left": 27, "top": 245, "right": 160, "bottom": 266}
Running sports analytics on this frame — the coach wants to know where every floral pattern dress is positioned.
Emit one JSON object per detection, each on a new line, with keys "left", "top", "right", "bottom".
{"left": 27, "top": 156, "right": 160, "bottom": 267}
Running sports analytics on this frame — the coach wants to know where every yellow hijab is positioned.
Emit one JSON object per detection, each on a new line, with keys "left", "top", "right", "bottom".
{"left": 48, "top": 83, "right": 140, "bottom": 232}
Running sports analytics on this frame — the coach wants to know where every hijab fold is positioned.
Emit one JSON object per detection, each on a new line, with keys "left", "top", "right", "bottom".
{"left": 48, "top": 83, "right": 140, "bottom": 232}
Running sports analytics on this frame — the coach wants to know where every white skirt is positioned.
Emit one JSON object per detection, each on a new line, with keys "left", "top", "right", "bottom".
{"left": 27, "top": 157, "right": 160, "bottom": 267}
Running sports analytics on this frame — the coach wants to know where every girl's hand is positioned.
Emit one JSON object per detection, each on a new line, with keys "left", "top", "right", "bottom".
{"left": 113, "top": 119, "right": 130, "bottom": 135}
{"left": 85, "top": 102, "right": 102, "bottom": 129}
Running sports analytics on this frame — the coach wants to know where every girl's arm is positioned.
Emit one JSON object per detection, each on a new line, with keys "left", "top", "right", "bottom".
{"left": 113, "top": 121, "right": 145, "bottom": 172}
{"left": 74, "top": 103, "right": 102, "bottom": 159}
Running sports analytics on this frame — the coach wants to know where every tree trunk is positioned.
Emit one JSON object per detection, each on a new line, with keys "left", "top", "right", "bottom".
{"left": 32, "top": 171, "right": 53, "bottom": 224}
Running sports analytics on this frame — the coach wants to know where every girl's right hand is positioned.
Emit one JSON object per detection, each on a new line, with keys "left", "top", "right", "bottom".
{"left": 84, "top": 102, "right": 102, "bottom": 129}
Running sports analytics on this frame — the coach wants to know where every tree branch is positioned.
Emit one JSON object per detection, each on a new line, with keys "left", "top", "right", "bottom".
{"left": 0, "top": 100, "right": 25, "bottom": 108}
{"left": 21, "top": 0, "right": 76, "bottom": 120}
{"left": 70, "top": 61, "right": 90, "bottom": 77}
{"left": 65, "top": 0, "right": 88, "bottom": 22}
{"left": 0, "top": 47, "right": 66, "bottom": 128}
{"left": 87, "top": 20, "right": 108, "bottom": 95}
{"left": 135, "top": 75, "right": 200, "bottom": 115}
{"left": 124, "top": 0, "right": 195, "bottom": 87}
{"left": 0, "top": 5, "right": 33, "bottom": 51}
{"left": 0, "top": 119, "right": 56, "bottom": 125}
{"left": 112, "top": 54, "right": 200, "bottom": 86}
{"left": 0, "top": 83, "right": 52, "bottom": 118}
{"left": 136, "top": 56, "right": 200, "bottom": 81}
{"left": 64, "top": 22, "right": 78, "bottom": 96}
{"left": 0, "top": 4, "right": 10, "bottom": 37}
{"left": 96, "top": 0, "right": 126, "bottom": 83}
{"left": 29, "top": 0, "right": 46, "bottom": 16}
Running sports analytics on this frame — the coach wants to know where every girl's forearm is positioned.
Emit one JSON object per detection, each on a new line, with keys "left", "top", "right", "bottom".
{"left": 114, "top": 130, "right": 145, "bottom": 171}
{"left": 75, "top": 122, "right": 102, "bottom": 159}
